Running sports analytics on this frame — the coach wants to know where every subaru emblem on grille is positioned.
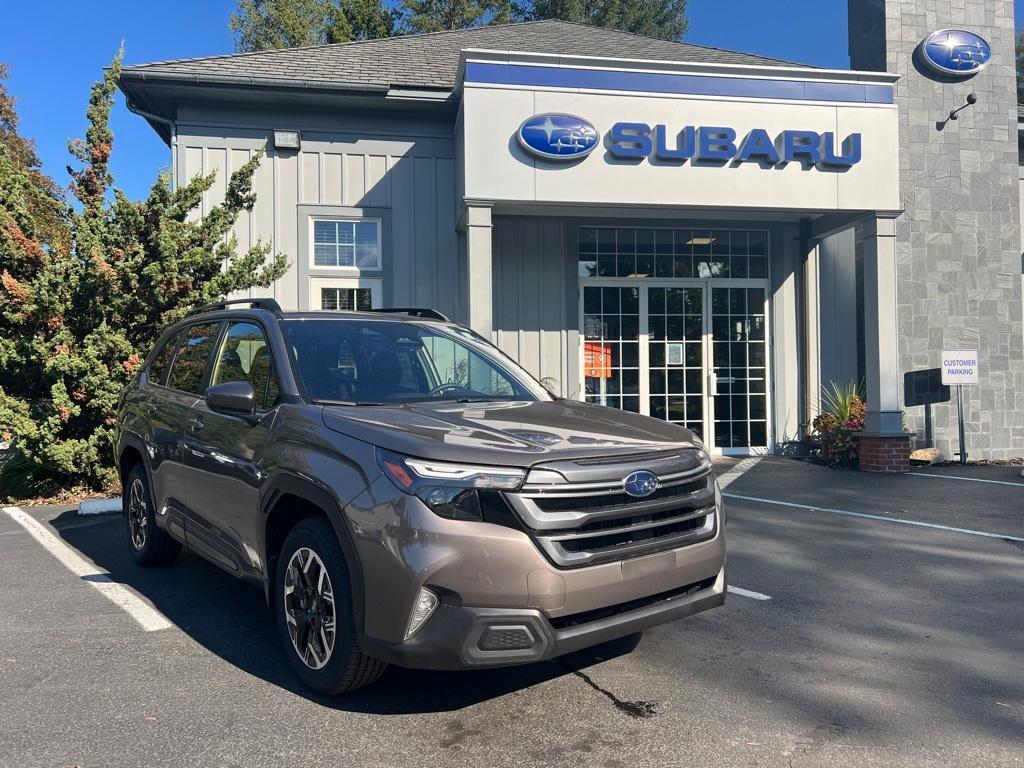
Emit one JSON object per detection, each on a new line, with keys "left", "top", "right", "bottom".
{"left": 623, "top": 470, "right": 659, "bottom": 498}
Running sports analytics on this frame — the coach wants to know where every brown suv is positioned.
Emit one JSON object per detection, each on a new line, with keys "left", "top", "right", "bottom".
{"left": 115, "top": 299, "right": 726, "bottom": 694}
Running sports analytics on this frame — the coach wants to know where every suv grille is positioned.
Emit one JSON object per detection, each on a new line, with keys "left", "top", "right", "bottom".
{"left": 504, "top": 464, "right": 717, "bottom": 568}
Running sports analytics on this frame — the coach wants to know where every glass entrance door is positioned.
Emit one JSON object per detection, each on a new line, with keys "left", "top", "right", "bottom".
{"left": 710, "top": 286, "right": 769, "bottom": 454}
{"left": 582, "top": 285, "right": 641, "bottom": 413}
{"left": 580, "top": 281, "right": 770, "bottom": 455}
{"left": 648, "top": 286, "right": 705, "bottom": 441}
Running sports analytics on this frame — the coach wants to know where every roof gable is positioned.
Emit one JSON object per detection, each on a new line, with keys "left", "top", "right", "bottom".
{"left": 122, "top": 19, "right": 813, "bottom": 92}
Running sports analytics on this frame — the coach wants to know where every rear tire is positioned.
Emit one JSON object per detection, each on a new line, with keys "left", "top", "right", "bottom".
{"left": 124, "top": 463, "right": 180, "bottom": 566}
{"left": 274, "top": 517, "right": 386, "bottom": 695}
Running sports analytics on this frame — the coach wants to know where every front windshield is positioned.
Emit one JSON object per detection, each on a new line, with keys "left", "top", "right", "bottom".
{"left": 280, "top": 319, "right": 551, "bottom": 405}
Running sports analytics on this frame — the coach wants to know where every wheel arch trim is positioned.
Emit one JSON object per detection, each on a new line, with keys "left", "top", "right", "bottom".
{"left": 259, "top": 471, "right": 367, "bottom": 634}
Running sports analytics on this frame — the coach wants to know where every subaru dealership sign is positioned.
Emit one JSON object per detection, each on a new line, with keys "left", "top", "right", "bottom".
{"left": 517, "top": 114, "right": 600, "bottom": 160}
{"left": 919, "top": 29, "right": 991, "bottom": 76}
{"left": 518, "top": 114, "right": 862, "bottom": 170}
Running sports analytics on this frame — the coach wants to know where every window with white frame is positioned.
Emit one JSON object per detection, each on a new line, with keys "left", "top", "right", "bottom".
{"left": 312, "top": 219, "right": 381, "bottom": 270}
{"left": 311, "top": 277, "right": 382, "bottom": 313}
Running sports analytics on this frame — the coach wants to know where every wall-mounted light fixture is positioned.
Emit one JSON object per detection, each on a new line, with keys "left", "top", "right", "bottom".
{"left": 273, "top": 129, "right": 301, "bottom": 150}
{"left": 947, "top": 92, "right": 978, "bottom": 122}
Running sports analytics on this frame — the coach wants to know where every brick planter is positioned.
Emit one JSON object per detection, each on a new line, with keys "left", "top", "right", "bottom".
{"left": 855, "top": 434, "right": 911, "bottom": 473}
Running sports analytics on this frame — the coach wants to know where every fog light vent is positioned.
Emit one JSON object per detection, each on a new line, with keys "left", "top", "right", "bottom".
{"left": 478, "top": 625, "right": 535, "bottom": 651}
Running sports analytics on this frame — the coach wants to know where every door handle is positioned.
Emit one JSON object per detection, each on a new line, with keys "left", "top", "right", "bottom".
{"left": 186, "top": 417, "right": 204, "bottom": 434}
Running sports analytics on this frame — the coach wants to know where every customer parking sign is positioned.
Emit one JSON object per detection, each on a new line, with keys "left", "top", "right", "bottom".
{"left": 940, "top": 350, "right": 979, "bottom": 385}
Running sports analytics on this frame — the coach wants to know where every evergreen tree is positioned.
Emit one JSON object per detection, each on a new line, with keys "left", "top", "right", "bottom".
{"left": 527, "top": 0, "right": 687, "bottom": 41}
{"left": 231, "top": 0, "right": 397, "bottom": 51}
{"left": 401, "top": 0, "right": 512, "bottom": 33}
{"left": 0, "top": 52, "right": 287, "bottom": 495}
{"left": 1016, "top": 25, "right": 1024, "bottom": 103}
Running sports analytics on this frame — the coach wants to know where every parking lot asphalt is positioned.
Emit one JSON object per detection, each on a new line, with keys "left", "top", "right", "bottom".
{"left": 1, "top": 458, "right": 1022, "bottom": 768}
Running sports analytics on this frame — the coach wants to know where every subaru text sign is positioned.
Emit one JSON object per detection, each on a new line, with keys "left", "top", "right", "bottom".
{"left": 516, "top": 114, "right": 862, "bottom": 170}
{"left": 517, "top": 113, "right": 599, "bottom": 161}
{"left": 607, "top": 124, "right": 861, "bottom": 169}
{"left": 920, "top": 30, "right": 992, "bottom": 76}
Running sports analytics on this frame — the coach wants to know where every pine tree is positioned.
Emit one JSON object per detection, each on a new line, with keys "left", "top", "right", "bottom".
{"left": 527, "top": 0, "right": 688, "bottom": 41}
{"left": 401, "top": 0, "right": 512, "bottom": 33}
{"left": 0, "top": 52, "right": 288, "bottom": 495}
{"left": 230, "top": 0, "right": 397, "bottom": 51}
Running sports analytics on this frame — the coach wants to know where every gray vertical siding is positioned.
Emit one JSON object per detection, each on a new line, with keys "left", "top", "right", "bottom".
{"left": 174, "top": 107, "right": 459, "bottom": 317}
{"left": 492, "top": 217, "right": 577, "bottom": 397}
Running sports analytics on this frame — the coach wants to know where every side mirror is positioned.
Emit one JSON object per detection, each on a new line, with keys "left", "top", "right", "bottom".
{"left": 206, "top": 380, "right": 256, "bottom": 415}
{"left": 540, "top": 377, "right": 561, "bottom": 397}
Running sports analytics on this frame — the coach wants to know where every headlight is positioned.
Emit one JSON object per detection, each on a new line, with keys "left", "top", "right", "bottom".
{"left": 377, "top": 449, "right": 525, "bottom": 520}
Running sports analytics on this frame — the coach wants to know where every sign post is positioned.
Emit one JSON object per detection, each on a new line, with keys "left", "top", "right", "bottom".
{"left": 940, "top": 350, "right": 979, "bottom": 466}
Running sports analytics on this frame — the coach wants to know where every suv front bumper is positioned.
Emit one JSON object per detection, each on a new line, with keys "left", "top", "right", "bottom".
{"left": 361, "top": 566, "right": 725, "bottom": 670}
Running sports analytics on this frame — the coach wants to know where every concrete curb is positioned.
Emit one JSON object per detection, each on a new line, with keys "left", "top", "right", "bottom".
{"left": 78, "top": 498, "right": 122, "bottom": 516}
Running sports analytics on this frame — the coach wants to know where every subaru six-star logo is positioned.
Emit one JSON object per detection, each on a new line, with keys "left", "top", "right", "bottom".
{"left": 517, "top": 113, "right": 599, "bottom": 161}
{"left": 920, "top": 29, "right": 992, "bottom": 76}
{"left": 623, "top": 470, "right": 659, "bottom": 498}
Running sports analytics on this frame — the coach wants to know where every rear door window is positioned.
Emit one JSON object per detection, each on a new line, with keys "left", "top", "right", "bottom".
{"left": 167, "top": 322, "right": 222, "bottom": 394}
{"left": 147, "top": 330, "right": 183, "bottom": 386}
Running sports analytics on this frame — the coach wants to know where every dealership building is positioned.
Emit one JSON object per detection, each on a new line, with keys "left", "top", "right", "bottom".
{"left": 119, "top": 0, "right": 1024, "bottom": 467}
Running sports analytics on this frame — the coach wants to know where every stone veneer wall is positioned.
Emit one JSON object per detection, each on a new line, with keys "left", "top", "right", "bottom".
{"left": 849, "top": 0, "right": 1024, "bottom": 459}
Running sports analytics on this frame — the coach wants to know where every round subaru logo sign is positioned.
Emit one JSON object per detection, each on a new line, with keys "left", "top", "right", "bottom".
{"left": 623, "top": 470, "right": 659, "bottom": 498}
{"left": 920, "top": 29, "right": 992, "bottom": 76}
{"left": 517, "top": 113, "right": 599, "bottom": 161}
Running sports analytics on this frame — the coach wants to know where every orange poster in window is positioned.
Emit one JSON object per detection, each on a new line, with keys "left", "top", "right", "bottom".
{"left": 584, "top": 343, "right": 612, "bottom": 378}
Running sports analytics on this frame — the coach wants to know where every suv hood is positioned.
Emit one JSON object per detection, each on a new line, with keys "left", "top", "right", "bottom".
{"left": 321, "top": 399, "right": 700, "bottom": 468}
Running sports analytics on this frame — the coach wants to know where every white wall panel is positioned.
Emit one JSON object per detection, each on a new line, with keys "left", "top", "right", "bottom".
{"left": 175, "top": 112, "right": 457, "bottom": 315}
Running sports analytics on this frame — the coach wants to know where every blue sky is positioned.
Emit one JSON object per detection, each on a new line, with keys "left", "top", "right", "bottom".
{"left": 3, "top": 0, "right": 1022, "bottom": 201}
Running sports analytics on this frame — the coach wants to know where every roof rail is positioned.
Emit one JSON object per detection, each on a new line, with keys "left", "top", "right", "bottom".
{"left": 367, "top": 307, "right": 451, "bottom": 322}
{"left": 189, "top": 297, "right": 283, "bottom": 316}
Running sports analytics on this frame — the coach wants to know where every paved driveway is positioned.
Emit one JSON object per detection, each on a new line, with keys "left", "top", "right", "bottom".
{"left": 1, "top": 458, "right": 1021, "bottom": 767}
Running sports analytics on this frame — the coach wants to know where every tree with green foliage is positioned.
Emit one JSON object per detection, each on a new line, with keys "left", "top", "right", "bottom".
{"left": 0, "top": 52, "right": 287, "bottom": 496}
{"left": 527, "top": 0, "right": 687, "bottom": 41}
{"left": 1016, "top": 25, "right": 1024, "bottom": 103}
{"left": 401, "top": 0, "right": 512, "bottom": 33}
{"left": 231, "top": 0, "right": 397, "bottom": 50}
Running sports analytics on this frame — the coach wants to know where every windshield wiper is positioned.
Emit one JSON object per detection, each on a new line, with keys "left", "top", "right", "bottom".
{"left": 312, "top": 399, "right": 392, "bottom": 407}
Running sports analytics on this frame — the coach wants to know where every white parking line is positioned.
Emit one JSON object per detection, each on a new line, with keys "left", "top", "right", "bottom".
{"left": 2, "top": 506, "right": 172, "bottom": 632}
{"left": 906, "top": 472, "right": 1024, "bottom": 488}
{"left": 727, "top": 585, "right": 772, "bottom": 601}
{"left": 723, "top": 493, "right": 1024, "bottom": 543}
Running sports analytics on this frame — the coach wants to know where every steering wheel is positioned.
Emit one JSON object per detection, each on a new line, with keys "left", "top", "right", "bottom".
{"left": 430, "top": 383, "right": 470, "bottom": 397}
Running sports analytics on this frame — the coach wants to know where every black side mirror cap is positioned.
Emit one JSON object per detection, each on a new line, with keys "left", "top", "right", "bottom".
{"left": 206, "top": 380, "right": 257, "bottom": 416}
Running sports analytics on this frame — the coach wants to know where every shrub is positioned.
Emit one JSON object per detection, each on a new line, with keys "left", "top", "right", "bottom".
{"left": 0, "top": 52, "right": 287, "bottom": 496}
{"left": 811, "top": 381, "right": 865, "bottom": 467}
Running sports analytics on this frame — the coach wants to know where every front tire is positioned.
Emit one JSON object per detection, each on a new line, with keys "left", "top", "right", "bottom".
{"left": 274, "top": 517, "right": 386, "bottom": 695}
{"left": 124, "top": 464, "right": 180, "bottom": 566}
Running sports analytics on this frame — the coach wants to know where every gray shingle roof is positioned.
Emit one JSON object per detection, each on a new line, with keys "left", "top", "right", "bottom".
{"left": 122, "top": 19, "right": 812, "bottom": 92}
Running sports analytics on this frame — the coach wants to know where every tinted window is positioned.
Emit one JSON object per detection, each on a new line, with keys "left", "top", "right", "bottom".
{"left": 167, "top": 323, "right": 221, "bottom": 394}
{"left": 280, "top": 319, "right": 545, "bottom": 405}
{"left": 211, "top": 322, "right": 281, "bottom": 410}
{"left": 147, "top": 330, "right": 182, "bottom": 386}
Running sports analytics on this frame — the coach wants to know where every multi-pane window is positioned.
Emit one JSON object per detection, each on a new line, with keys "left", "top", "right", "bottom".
{"left": 578, "top": 227, "right": 768, "bottom": 280}
{"left": 711, "top": 287, "right": 768, "bottom": 448}
{"left": 312, "top": 219, "right": 381, "bottom": 269}
{"left": 321, "top": 287, "right": 373, "bottom": 311}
